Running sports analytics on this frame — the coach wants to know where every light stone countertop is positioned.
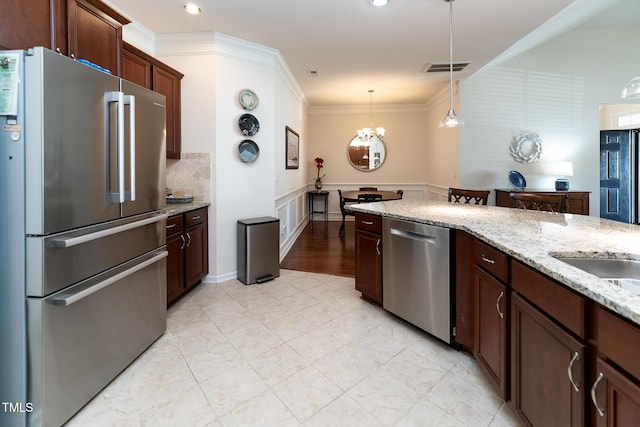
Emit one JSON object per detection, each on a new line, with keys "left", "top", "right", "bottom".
{"left": 349, "top": 199, "right": 640, "bottom": 326}
{"left": 166, "top": 201, "right": 210, "bottom": 217}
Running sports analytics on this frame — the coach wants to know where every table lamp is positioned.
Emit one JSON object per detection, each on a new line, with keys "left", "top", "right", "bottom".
{"left": 554, "top": 162, "right": 573, "bottom": 191}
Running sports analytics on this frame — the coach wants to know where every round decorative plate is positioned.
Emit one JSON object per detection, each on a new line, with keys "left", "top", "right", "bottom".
{"left": 239, "top": 89, "right": 259, "bottom": 111}
{"left": 508, "top": 170, "right": 527, "bottom": 190}
{"left": 238, "top": 114, "right": 260, "bottom": 136}
{"left": 238, "top": 140, "right": 260, "bottom": 163}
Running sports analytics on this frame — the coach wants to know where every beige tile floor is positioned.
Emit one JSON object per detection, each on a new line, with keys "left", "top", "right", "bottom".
{"left": 66, "top": 270, "right": 521, "bottom": 427}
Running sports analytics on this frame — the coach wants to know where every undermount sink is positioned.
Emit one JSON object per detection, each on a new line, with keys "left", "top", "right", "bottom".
{"left": 553, "top": 256, "right": 640, "bottom": 295}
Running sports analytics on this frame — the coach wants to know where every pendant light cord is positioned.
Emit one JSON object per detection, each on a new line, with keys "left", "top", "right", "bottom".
{"left": 448, "top": 0, "right": 454, "bottom": 111}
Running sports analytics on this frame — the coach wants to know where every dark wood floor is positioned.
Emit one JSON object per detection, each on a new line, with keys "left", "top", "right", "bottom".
{"left": 280, "top": 220, "right": 355, "bottom": 277}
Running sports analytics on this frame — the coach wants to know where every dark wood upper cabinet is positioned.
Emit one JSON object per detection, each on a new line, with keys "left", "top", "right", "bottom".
{"left": 122, "top": 42, "right": 184, "bottom": 158}
{"left": 0, "top": 0, "right": 129, "bottom": 76}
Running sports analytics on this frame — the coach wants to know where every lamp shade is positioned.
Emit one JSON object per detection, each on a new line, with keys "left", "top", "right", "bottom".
{"left": 553, "top": 161, "right": 574, "bottom": 177}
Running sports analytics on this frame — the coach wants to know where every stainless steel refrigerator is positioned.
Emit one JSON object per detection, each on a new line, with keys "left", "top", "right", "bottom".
{"left": 600, "top": 129, "right": 639, "bottom": 224}
{"left": 0, "top": 47, "right": 168, "bottom": 427}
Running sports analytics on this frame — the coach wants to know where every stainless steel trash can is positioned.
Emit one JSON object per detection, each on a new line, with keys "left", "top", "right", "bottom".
{"left": 237, "top": 217, "right": 280, "bottom": 285}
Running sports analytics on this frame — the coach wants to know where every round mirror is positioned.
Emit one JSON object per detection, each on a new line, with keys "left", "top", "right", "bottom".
{"left": 347, "top": 135, "right": 386, "bottom": 171}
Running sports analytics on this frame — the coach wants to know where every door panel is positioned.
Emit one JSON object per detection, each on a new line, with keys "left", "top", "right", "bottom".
{"left": 24, "top": 48, "right": 121, "bottom": 235}
{"left": 121, "top": 80, "right": 166, "bottom": 218}
{"left": 600, "top": 130, "right": 634, "bottom": 223}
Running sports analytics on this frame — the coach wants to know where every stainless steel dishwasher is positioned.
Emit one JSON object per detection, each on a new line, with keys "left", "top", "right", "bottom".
{"left": 382, "top": 217, "right": 452, "bottom": 344}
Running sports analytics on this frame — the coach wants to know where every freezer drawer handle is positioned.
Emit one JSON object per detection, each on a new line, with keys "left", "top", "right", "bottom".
{"left": 49, "top": 251, "right": 168, "bottom": 306}
{"left": 389, "top": 227, "right": 437, "bottom": 244}
{"left": 52, "top": 214, "right": 167, "bottom": 248}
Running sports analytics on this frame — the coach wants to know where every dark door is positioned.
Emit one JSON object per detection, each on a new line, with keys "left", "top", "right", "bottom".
{"left": 600, "top": 130, "right": 636, "bottom": 223}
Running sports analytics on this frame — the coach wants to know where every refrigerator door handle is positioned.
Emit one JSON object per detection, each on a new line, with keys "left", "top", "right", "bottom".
{"left": 106, "top": 91, "right": 125, "bottom": 203}
{"left": 52, "top": 213, "right": 167, "bottom": 248}
{"left": 124, "top": 94, "right": 136, "bottom": 202}
{"left": 48, "top": 250, "right": 168, "bottom": 306}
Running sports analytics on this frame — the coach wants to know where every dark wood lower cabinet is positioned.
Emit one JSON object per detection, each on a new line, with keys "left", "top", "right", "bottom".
{"left": 166, "top": 207, "right": 208, "bottom": 306}
{"left": 511, "top": 292, "right": 586, "bottom": 427}
{"left": 475, "top": 266, "right": 508, "bottom": 399}
{"left": 354, "top": 213, "right": 382, "bottom": 305}
{"left": 591, "top": 357, "right": 640, "bottom": 427}
{"left": 454, "top": 231, "right": 474, "bottom": 351}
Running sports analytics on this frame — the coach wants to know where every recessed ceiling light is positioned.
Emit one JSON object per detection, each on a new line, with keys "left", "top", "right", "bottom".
{"left": 370, "top": 0, "right": 389, "bottom": 6}
{"left": 183, "top": 3, "right": 202, "bottom": 15}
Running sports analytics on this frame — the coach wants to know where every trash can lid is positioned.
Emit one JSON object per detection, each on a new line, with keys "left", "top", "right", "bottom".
{"left": 237, "top": 216, "right": 279, "bottom": 225}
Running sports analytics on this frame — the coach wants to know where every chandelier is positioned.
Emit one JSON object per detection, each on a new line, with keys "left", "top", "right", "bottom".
{"left": 357, "top": 89, "right": 385, "bottom": 144}
{"left": 439, "top": 0, "right": 464, "bottom": 128}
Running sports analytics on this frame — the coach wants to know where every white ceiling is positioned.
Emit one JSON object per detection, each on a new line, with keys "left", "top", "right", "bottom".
{"left": 105, "top": 0, "right": 639, "bottom": 106}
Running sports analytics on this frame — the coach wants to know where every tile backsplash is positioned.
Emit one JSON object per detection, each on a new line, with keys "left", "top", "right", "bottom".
{"left": 166, "top": 153, "right": 211, "bottom": 202}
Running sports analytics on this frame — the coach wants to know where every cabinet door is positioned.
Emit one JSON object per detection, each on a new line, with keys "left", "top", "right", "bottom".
{"left": 185, "top": 223, "right": 208, "bottom": 288}
{"left": 153, "top": 65, "right": 183, "bottom": 158}
{"left": 0, "top": 0, "right": 66, "bottom": 52}
{"left": 454, "top": 231, "right": 474, "bottom": 350}
{"left": 122, "top": 45, "right": 152, "bottom": 88}
{"left": 475, "top": 266, "right": 508, "bottom": 399}
{"left": 511, "top": 292, "right": 585, "bottom": 427}
{"left": 66, "top": 0, "right": 129, "bottom": 75}
{"left": 166, "top": 231, "right": 185, "bottom": 306}
{"left": 591, "top": 357, "right": 640, "bottom": 427}
{"left": 355, "top": 229, "right": 382, "bottom": 305}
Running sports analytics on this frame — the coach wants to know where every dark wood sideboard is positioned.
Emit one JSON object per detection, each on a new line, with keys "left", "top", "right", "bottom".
{"left": 495, "top": 189, "right": 590, "bottom": 215}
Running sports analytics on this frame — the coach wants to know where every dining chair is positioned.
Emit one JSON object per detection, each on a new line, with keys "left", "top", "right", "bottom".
{"left": 509, "top": 192, "right": 568, "bottom": 213}
{"left": 359, "top": 187, "right": 378, "bottom": 191}
{"left": 338, "top": 189, "right": 353, "bottom": 236}
{"left": 396, "top": 190, "right": 404, "bottom": 199}
{"left": 448, "top": 188, "right": 490, "bottom": 205}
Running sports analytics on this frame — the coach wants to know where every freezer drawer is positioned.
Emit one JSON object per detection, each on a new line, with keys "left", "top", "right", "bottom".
{"left": 27, "top": 250, "right": 167, "bottom": 427}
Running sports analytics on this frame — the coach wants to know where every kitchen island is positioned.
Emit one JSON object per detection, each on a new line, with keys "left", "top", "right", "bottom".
{"left": 350, "top": 199, "right": 640, "bottom": 426}
{"left": 349, "top": 198, "right": 640, "bottom": 326}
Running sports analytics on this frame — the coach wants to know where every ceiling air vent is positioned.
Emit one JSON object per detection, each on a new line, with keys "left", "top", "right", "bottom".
{"left": 423, "top": 62, "right": 469, "bottom": 73}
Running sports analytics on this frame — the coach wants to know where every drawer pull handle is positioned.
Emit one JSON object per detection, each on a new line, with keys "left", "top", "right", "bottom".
{"left": 192, "top": 215, "right": 201, "bottom": 220}
{"left": 591, "top": 372, "right": 605, "bottom": 417}
{"left": 376, "top": 238, "right": 381, "bottom": 256}
{"left": 496, "top": 291, "right": 504, "bottom": 319}
{"left": 481, "top": 254, "right": 495, "bottom": 264}
{"left": 166, "top": 223, "right": 176, "bottom": 229}
{"left": 567, "top": 351, "right": 580, "bottom": 392}
{"left": 361, "top": 220, "right": 374, "bottom": 225}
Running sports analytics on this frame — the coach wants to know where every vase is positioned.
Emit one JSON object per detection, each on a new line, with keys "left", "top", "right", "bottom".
{"left": 315, "top": 180, "right": 323, "bottom": 191}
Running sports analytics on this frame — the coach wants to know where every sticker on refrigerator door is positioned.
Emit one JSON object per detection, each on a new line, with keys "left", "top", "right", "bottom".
{"left": 0, "top": 53, "right": 20, "bottom": 116}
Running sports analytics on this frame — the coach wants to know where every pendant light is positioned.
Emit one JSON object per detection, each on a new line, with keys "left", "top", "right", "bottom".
{"left": 357, "top": 89, "right": 385, "bottom": 145}
{"left": 439, "top": 0, "right": 464, "bottom": 128}
{"left": 621, "top": 75, "right": 640, "bottom": 99}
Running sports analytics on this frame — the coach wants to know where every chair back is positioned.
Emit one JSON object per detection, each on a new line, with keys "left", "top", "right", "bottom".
{"left": 358, "top": 193, "right": 382, "bottom": 203}
{"left": 359, "top": 187, "right": 378, "bottom": 191}
{"left": 509, "top": 192, "right": 568, "bottom": 213}
{"left": 448, "top": 188, "right": 490, "bottom": 205}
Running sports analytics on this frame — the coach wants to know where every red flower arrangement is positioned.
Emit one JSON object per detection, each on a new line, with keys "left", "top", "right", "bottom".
{"left": 314, "top": 157, "right": 326, "bottom": 183}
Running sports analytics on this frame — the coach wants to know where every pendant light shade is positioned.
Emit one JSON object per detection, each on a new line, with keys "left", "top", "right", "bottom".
{"left": 439, "top": 0, "right": 464, "bottom": 128}
{"left": 621, "top": 75, "right": 640, "bottom": 99}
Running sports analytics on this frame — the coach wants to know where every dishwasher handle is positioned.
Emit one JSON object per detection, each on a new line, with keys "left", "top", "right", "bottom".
{"left": 389, "top": 227, "right": 438, "bottom": 244}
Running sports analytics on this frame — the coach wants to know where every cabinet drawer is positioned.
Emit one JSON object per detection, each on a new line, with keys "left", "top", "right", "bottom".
{"left": 512, "top": 260, "right": 585, "bottom": 339}
{"left": 596, "top": 305, "right": 640, "bottom": 380}
{"left": 166, "top": 214, "right": 183, "bottom": 235}
{"left": 185, "top": 208, "right": 207, "bottom": 228}
{"left": 474, "top": 239, "right": 509, "bottom": 283}
{"left": 355, "top": 213, "right": 381, "bottom": 234}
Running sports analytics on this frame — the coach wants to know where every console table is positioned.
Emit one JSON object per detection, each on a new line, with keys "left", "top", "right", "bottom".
{"left": 495, "top": 189, "right": 590, "bottom": 215}
{"left": 308, "top": 191, "right": 329, "bottom": 221}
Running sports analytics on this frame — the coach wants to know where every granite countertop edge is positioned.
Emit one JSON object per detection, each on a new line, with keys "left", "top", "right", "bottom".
{"left": 166, "top": 201, "right": 211, "bottom": 217}
{"left": 350, "top": 199, "right": 640, "bottom": 326}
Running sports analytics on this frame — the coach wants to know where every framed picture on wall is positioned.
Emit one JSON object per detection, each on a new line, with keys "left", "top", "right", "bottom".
{"left": 285, "top": 126, "right": 299, "bottom": 169}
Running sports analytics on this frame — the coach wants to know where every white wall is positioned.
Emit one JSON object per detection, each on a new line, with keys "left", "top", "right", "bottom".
{"left": 459, "top": 26, "right": 640, "bottom": 215}
{"left": 156, "top": 33, "right": 307, "bottom": 282}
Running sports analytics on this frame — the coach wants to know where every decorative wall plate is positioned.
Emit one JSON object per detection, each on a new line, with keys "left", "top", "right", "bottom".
{"left": 239, "top": 114, "right": 260, "bottom": 136}
{"left": 508, "top": 170, "right": 527, "bottom": 190}
{"left": 239, "top": 89, "right": 259, "bottom": 111}
{"left": 238, "top": 140, "right": 260, "bottom": 163}
{"left": 510, "top": 131, "right": 543, "bottom": 163}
